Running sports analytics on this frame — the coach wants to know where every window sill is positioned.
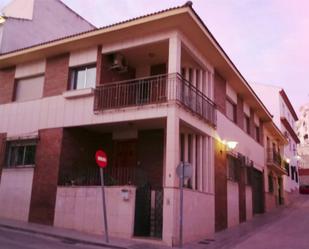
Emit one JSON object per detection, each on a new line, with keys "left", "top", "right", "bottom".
{"left": 63, "top": 88, "right": 94, "bottom": 99}
{"left": 3, "top": 165, "right": 35, "bottom": 170}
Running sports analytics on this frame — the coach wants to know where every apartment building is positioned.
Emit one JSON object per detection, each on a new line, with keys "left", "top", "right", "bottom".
{"left": 296, "top": 104, "right": 309, "bottom": 169}
{"left": 0, "top": 0, "right": 94, "bottom": 54}
{"left": 251, "top": 83, "right": 300, "bottom": 203}
{"left": 0, "top": 2, "right": 289, "bottom": 246}
{"left": 263, "top": 123, "right": 287, "bottom": 211}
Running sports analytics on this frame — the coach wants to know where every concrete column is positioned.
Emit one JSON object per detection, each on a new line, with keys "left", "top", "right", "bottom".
{"left": 184, "top": 133, "right": 189, "bottom": 162}
{"left": 168, "top": 34, "right": 181, "bottom": 102}
{"left": 0, "top": 133, "right": 7, "bottom": 182}
{"left": 165, "top": 111, "right": 180, "bottom": 187}
{"left": 203, "top": 135, "right": 208, "bottom": 192}
{"left": 185, "top": 68, "right": 190, "bottom": 81}
{"left": 201, "top": 70, "right": 206, "bottom": 95}
{"left": 198, "top": 135, "right": 203, "bottom": 191}
{"left": 199, "top": 69, "right": 203, "bottom": 92}
{"left": 209, "top": 72, "right": 214, "bottom": 101}
{"left": 163, "top": 108, "right": 180, "bottom": 245}
{"left": 192, "top": 69, "right": 197, "bottom": 87}
{"left": 209, "top": 138, "right": 215, "bottom": 194}
{"left": 168, "top": 34, "right": 181, "bottom": 74}
{"left": 192, "top": 134, "right": 196, "bottom": 190}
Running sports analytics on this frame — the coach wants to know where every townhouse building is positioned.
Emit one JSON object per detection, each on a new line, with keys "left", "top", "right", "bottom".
{"left": 0, "top": 2, "right": 289, "bottom": 246}
{"left": 251, "top": 83, "right": 300, "bottom": 203}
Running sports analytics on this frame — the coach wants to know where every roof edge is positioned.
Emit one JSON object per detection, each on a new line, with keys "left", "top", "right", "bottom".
{"left": 280, "top": 89, "right": 298, "bottom": 121}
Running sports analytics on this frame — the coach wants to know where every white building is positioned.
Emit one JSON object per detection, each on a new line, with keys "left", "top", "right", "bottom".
{"left": 296, "top": 104, "right": 309, "bottom": 169}
{"left": 0, "top": 0, "right": 95, "bottom": 54}
{"left": 251, "top": 83, "right": 300, "bottom": 202}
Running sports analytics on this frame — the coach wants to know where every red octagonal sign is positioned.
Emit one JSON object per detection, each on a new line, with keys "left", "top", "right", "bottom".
{"left": 95, "top": 150, "right": 108, "bottom": 168}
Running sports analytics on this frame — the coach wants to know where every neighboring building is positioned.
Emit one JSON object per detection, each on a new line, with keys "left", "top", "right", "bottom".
{"left": 251, "top": 83, "right": 300, "bottom": 203}
{"left": 263, "top": 122, "right": 287, "bottom": 211}
{"left": 296, "top": 104, "right": 309, "bottom": 169}
{"left": 0, "top": 0, "right": 95, "bottom": 54}
{"left": 0, "top": 2, "right": 293, "bottom": 246}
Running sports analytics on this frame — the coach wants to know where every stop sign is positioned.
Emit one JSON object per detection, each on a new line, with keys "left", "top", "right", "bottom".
{"left": 95, "top": 150, "right": 108, "bottom": 168}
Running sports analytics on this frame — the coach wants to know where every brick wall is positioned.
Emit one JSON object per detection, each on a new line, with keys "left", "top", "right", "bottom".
{"left": 214, "top": 71, "right": 226, "bottom": 114}
{"left": 0, "top": 133, "right": 7, "bottom": 182}
{"left": 137, "top": 129, "right": 164, "bottom": 188}
{"left": 43, "top": 54, "right": 69, "bottom": 97}
{"left": 214, "top": 139, "right": 228, "bottom": 231}
{"left": 58, "top": 128, "right": 113, "bottom": 185}
{"left": 28, "top": 128, "right": 63, "bottom": 225}
{"left": 99, "top": 55, "right": 135, "bottom": 84}
{"left": 0, "top": 67, "right": 15, "bottom": 104}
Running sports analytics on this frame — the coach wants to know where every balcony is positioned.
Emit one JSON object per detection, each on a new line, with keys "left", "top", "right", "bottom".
{"left": 94, "top": 73, "right": 217, "bottom": 127}
{"left": 266, "top": 149, "right": 286, "bottom": 175}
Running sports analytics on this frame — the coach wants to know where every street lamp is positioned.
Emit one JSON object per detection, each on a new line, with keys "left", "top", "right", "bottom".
{"left": 226, "top": 141, "right": 238, "bottom": 150}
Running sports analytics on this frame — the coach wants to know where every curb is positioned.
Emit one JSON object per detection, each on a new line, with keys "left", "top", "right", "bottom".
{"left": 0, "top": 223, "right": 127, "bottom": 249}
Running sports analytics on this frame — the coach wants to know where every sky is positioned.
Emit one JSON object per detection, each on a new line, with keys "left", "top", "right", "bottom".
{"left": 0, "top": 0, "right": 308, "bottom": 112}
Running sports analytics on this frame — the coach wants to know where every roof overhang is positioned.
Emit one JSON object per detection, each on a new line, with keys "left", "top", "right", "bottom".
{"left": 0, "top": 3, "right": 273, "bottom": 121}
{"left": 264, "top": 121, "right": 288, "bottom": 145}
{"left": 281, "top": 117, "right": 300, "bottom": 144}
{"left": 280, "top": 89, "right": 298, "bottom": 121}
{"left": 267, "top": 162, "right": 287, "bottom": 176}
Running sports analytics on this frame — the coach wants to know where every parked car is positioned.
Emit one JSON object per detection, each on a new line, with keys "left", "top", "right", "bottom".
{"left": 299, "top": 185, "right": 309, "bottom": 194}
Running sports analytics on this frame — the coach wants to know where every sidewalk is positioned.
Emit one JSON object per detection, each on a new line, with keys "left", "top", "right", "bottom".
{"left": 0, "top": 217, "right": 169, "bottom": 249}
{"left": 0, "top": 200, "right": 296, "bottom": 249}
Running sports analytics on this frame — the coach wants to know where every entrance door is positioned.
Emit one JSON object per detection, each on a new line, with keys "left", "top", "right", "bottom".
{"left": 278, "top": 177, "right": 283, "bottom": 205}
{"left": 112, "top": 140, "right": 137, "bottom": 185}
{"left": 133, "top": 129, "right": 164, "bottom": 238}
{"left": 252, "top": 169, "right": 264, "bottom": 214}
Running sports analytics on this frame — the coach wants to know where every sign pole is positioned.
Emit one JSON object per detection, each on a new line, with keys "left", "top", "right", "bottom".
{"left": 100, "top": 167, "right": 109, "bottom": 243}
{"left": 179, "top": 162, "right": 184, "bottom": 248}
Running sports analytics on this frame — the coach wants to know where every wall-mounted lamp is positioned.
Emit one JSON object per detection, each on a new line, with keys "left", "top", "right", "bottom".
{"left": 286, "top": 158, "right": 290, "bottom": 164}
{"left": 226, "top": 141, "right": 238, "bottom": 150}
{"left": 121, "top": 189, "right": 130, "bottom": 201}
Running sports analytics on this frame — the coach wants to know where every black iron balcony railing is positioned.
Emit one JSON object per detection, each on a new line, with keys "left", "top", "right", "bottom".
{"left": 94, "top": 73, "right": 217, "bottom": 127}
{"left": 267, "top": 149, "right": 282, "bottom": 167}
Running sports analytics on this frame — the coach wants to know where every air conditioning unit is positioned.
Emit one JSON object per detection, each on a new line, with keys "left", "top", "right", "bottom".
{"left": 109, "top": 53, "right": 128, "bottom": 73}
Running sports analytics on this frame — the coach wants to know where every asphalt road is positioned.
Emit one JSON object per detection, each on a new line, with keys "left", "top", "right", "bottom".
{"left": 0, "top": 228, "right": 113, "bottom": 249}
{"left": 202, "top": 195, "right": 309, "bottom": 249}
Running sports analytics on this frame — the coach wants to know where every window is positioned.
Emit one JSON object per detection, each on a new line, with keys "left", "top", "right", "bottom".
{"left": 226, "top": 99, "right": 237, "bottom": 122}
{"left": 15, "top": 75, "right": 44, "bottom": 102}
{"left": 244, "top": 115, "right": 250, "bottom": 134}
{"left": 69, "top": 65, "right": 96, "bottom": 90}
{"left": 227, "top": 155, "right": 239, "bottom": 181}
{"left": 255, "top": 125, "right": 260, "bottom": 142}
{"left": 5, "top": 140, "right": 37, "bottom": 168}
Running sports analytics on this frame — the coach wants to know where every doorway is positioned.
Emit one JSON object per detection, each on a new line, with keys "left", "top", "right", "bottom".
{"left": 252, "top": 169, "right": 264, "bottom": 214}
{"left": 133, "top": 130, "right": 164, "bottom": 238}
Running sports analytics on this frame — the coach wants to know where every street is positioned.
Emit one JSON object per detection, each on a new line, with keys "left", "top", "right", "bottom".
{"left": 203, "top": 195, "right": 309, "bottom": 249}
{"left": 1, "top": 196, "right": 309, "bottom": 249}
{"left": 0, "top": 228, "right": 113, "bottom": 249}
